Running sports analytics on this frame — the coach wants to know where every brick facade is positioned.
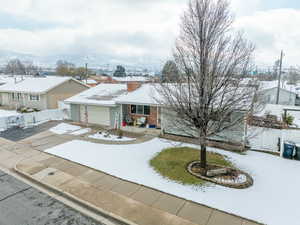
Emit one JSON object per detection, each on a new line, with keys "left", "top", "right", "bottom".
{"left": 127, "top": 105, "right": 159, "bottom": 127}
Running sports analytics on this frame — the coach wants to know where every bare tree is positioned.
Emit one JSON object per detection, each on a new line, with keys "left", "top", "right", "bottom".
{"left": 285, "top": 67, "right": 300, "bottom": 85}
{"left": 161, "top": 60, "right": 180, "bottom": 82}
{"left": 5, "top": 59, "right": 26, "bottom": 75}
{"left": 157, "top": 0, "right": 259, "bottom": 174}
{"left": 56, "top": 60, "right": 76, "bottom": 76}
{"left": 24, "top": 61, "right": 39, "bottom": 75}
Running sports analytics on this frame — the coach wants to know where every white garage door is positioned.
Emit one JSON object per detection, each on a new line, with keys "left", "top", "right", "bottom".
{"left": 87, "top": 106, "right": 110, "bottom": 126}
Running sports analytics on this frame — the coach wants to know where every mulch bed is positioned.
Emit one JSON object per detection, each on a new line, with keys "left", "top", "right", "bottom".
{"left": 187, "top": 161, "right": 253, "bottom": 189}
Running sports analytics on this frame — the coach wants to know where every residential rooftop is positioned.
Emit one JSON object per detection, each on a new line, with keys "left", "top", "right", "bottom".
{"left": 65, "top": 83, "right": 128, "bottom": 107}
{"left": 0, "top": 76, "right": 75, "bottom": 94}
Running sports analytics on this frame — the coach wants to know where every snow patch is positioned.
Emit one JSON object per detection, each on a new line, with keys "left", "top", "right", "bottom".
{"left": 88, "top": 133, "right": 136, "bottom": 142}
{"left": 49, "top": 123, "right": 81, "bottom": 134}
{"left": 0, "top": 110, "right": 19, "bottom": 118}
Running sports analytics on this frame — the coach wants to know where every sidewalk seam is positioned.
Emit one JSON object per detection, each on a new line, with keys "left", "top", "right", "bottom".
{"left": 175, "top": 201, "right": 187, "bottom": 216}
{"left": 14, "top": 166, "right": 138, "bottom": 225}
{"left": 205, "top": 209, "right": 214, "bottom": 225}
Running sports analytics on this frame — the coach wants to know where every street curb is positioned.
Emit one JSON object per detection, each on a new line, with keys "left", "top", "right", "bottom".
{"left": 14, "top": 165, "right": 138, "bottom": 225}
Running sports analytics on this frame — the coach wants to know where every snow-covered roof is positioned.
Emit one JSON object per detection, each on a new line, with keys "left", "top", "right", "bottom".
{"left": 112, "top": 76, "right": 150, "bottom": 82}
{"left": 65, "top": 84, "right": 127, "bottom": 107}
{"left": 116, "top": 84, "right": 160, "bottom": 106}
{"left": 0, "top": 75, "right": 20, "bottom": 86}
{"left": 0, "top": 76, "right": 74, "bottom": 94}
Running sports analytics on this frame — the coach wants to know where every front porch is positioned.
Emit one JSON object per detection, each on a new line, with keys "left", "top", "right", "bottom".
{"left": 120, "top": 104, "right": 161, "bottom": 129}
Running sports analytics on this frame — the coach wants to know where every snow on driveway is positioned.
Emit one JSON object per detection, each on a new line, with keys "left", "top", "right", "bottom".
{"left": 49, "top": 123, "right": 81, "bottom": 134}
{"left": 45, "top": 138, "right": 300, "bottom": 225}
{"left": 88, "top": 133, "right": 136, "bottom": 142}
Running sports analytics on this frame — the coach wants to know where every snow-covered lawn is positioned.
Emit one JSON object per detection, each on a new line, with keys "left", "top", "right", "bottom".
{"left": 0, "top": 109, "right": 19, "bottom": 118}
{"left": 88, "top": 133, "right": 136, "bottom": 142}
{"left": 49, "top": 123, "right": 81, "bottom": 134}
{"left": 45, "top": 138, "right": 300, "bottom": 225}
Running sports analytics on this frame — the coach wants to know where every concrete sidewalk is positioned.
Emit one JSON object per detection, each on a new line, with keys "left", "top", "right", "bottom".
{"left": 0, "top": 132, "right": 261, "bottom": 225}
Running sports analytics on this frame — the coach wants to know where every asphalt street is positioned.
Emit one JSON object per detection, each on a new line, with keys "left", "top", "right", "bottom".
{"left": 0, "top": 170, "right": 105, "bottom": 225}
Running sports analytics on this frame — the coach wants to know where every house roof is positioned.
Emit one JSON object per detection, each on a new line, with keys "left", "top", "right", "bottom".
{"left": 0, "top": 76, "right": 79, "bottom": 94}
{"left": 115, "top": 84, "right": 160, "bottom": 105}
{"left": 65, "top": 83, "right": 128, "bottom": 107}
{"left": 65, "top": 81, "right": 255, "bottom": 111}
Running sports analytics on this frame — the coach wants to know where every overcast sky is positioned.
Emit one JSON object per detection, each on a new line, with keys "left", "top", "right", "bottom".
{"left": 0, "top": 0, "right": 299, "bottom": 68}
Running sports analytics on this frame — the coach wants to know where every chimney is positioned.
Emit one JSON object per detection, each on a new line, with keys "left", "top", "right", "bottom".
{"left": 127, "top": 81, "right": 141, "bottom": 92}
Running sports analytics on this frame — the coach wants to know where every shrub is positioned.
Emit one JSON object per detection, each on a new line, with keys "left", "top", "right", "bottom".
{"left": 282, "top": 113, "right": 294, "bottom": 126}
{"left": 116, "top": 129, "right": 123, "bottom": 138}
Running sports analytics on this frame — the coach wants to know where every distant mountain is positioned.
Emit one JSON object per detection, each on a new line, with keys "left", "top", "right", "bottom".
{"left": 0, "top": 50, "right": 38, "bottom": 64}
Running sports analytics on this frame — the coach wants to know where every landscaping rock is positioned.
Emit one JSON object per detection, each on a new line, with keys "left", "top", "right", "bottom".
{"left": 207, "top": 168, "right": 228, "bottom": 177}
{"left": 187, "top": 161, "right": 253, "bottom": 189}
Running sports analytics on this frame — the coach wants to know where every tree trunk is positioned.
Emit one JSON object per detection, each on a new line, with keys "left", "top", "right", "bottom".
{"left": 199, "top": 136, "right": 207, "bottom": 176}
{"left": 200, "top": 143, "right": 207, "bottom": 168}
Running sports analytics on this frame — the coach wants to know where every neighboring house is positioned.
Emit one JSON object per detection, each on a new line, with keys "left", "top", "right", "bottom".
{"left": 260, "top": 87, "right": 297, "bottom": 106}
{"left": 0, "top": 76, "right": 88, "bottom": 110}
{"left": 65, "top": 84, "right": 127, "bottom": 127}
{"left": 259, "top": 81, "right": 297, "bottom": 105}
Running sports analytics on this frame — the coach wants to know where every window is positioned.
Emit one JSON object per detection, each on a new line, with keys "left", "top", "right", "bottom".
{"left": 12, "top": 93, "right": 22, "bottom": 101}
{"left": 144, "top": 106, "right": 150, "bottom": 115}
{"left": 29, "top": 94, "right": 40, "bottom": 101}
{"left": 131, "top": 105, "right": 136, "bottom": 114}
{"left": 137, "top": 105, "right": 144, "bottom": 114}
{"left": 130, "top": 105, "right": 151, "bottom": 115}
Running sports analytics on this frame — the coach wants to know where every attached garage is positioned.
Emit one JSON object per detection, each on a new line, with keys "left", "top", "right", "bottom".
{"left": 65, "top": 83, "right": 128, "bottom": 128}
{"left": 79, "top": 105, "right": 110, "bottom": 126}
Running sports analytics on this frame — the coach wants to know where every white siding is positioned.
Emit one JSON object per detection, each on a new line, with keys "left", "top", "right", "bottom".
{"left": 261, "top": 88, "right": 296, "bottom": 106}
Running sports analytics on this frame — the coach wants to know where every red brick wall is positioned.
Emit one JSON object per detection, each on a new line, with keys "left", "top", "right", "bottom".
{"left": 127, "top": 105, "right": 158, "bottom": 127}
{"left": 127, "top": 82, "right": 141, "bottom": 92}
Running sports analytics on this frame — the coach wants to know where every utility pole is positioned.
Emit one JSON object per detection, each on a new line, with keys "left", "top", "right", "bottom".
{"left": 85, "top": 62, "right": 88, "bottom": 84}
{"left": 276, "top": 50, "right": 284, "bottom": 104}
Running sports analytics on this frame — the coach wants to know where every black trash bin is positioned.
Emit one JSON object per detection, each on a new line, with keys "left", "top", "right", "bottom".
{"left": 283, "top": 142, "right": 295, "bottom": 159}
{"left": 294, "top": 144, "right": 300, "bottom": 160}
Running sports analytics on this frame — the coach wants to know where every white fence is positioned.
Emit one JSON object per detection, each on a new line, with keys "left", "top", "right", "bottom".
{"left": 248, "top": 126, "right": 300, "bottom": 153}
{"left": 0, "top": 108, "right": 69, "bottom": 131}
